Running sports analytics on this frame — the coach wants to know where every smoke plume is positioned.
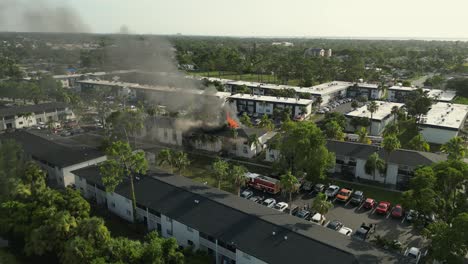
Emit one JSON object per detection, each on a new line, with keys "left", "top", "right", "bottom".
{"left": 0, "top": 0, "right": 90, "bottom": 33}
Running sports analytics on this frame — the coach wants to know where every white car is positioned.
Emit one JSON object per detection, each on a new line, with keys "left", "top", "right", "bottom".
{"left": 310, "top": 213, "right": 326, "bottom": 225}
{"left": 338, "top": 227, "right": 353, "bottom": 236}
{"left": 404, "top": 247, "right": 426, "bottom": 263}
{"left": 241, "top": 190, "right": 254, "bottom": 199}
{"left": 274, "top": 202, "right": 288, "bottom": 212}
{"left": 262, "top": 198, "right": 276, "bottom": 208}
{"left": 325, "top": 185, "right": 340, "bottom": 198}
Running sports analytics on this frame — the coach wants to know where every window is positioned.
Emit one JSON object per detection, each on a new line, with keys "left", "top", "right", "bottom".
{"left": 166, "top": 216, "right": 172, "bottom": 223}
{"left": 187, "top": 240, "right": 194, "bottom": 246}
{"left": 172, "top": 132, "right": 177, "bottom": 141}
{"left": 18, "top": 121, "right": 23, "bottom": 125}
{"left": 164, "top": 130, "right": 168, "bottom": 139}
{"left": 243, "top": 147, "right": 248, "bottom": 154}
{"left": 111, "top": 202, "right": 116, "bottom": 208}
{"left": 167, "top": 229, "right": 173, "bottom": 235}
{"left": 126, "top": 210, "right": 131, "bottom": 216}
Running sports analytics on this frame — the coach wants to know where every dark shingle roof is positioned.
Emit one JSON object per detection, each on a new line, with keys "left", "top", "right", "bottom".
{"left": 0, "top": 131, "right": 104, "bottom": 167}
{"left": 326, "top": 140, "right": 446, "bottom": 166}
{"left": 73, "top": 166, "right": 404, "bottom": 264}
{"left": 0, "top": 102, "right": 68, "bottom": 117}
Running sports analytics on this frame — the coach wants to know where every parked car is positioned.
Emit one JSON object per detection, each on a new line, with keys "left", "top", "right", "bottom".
{"left": 376, "top": 201, "right": 391, "bottom": 214}
{"left": 241, "top": 189, "right": 254, "bottom": 199}
{"left": 313, "top": 183, "right": 325, "bottom": 193}
{"left": 310, "top": 213, "right": 326, "bottom": 225}
{"left": 406, "top": 209, "right": 418, "bottom": 222}
{"left": 262, "top": 198, "right": 276, "bottom": 208}
{"left": 353, "top": 223, "right": 374, "bottom": 241}
{"left": 326, "top": 220, "right": 344, "bottom": 231}
{"left": 285, "top": 205, "right": 300, "bottom": 216}
{"left": 363, "top": 198, "right": 376, "bottom": 210}
{"left": 301, "top": 181, "right": 314, "bottom": 192}
{"left": 404, "top": 247, "right": 426, "bottom": 264}
{"left": 391, "top": 204, "right": 404, "bottom": 218}
{"left": 274, "top": 202, "right": 289, "bottom": 212}
{"left": 350, "top": 190, "right": 364, "bottom": 205}
{"left": 338, "top": 227, "right": 353, "bottom": 236}
{"left": 249, "top": 196, "right": 264, "bottom": 203}
{"left": 296, "top": 210, "right": 311, "bottom": 220}
{"left": 335, "top": 188, "right": 353, "bottom": 202}
{"left": 325, "top": 185, "right": 340, "bottom": 198}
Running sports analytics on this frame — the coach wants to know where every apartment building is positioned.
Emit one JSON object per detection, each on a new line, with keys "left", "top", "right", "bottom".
{"left": 0, "top": 102, "right": 74, "bottom": 131}
{"left": 72, "top": 166, "right": 405, "bottom": 264}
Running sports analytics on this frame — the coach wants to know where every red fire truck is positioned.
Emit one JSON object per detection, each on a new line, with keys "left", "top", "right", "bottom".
{"left": 245, "top": 172, "right": 281, "bottom": 194}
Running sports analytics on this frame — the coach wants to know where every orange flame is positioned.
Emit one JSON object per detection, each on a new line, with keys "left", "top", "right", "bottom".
{"left": 226, "top": 112, "right": 239, "bottom": 129}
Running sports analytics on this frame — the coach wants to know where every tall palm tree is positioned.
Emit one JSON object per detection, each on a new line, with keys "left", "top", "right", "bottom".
{"left": 381, "top": 135, "right": 401, "bottom": 184}
{"left": 229, "top": 165, "right": 248, "bottom": 196}
{"left": 315, "top": 96, "right": 323, "bottom": 108}
{"left": 259, "top": 114, "right": 274, "bottom": 131}
{"left": 212, "top": 158, "right": 229, "bottom": 190}
{"left": 158, "top": 148, "right": 173, "bottom": 172}
{"left": 367, "top": 101, "right": 379, "bottom": 135}
{"left": 311, "top": 193, "right": 333, "bottom": 224}
{"left": 357, "top": 127, "right": 371, "bottom": 144}
{"left": 365, "top": 152, "right": 386, "bottom": 181}
{"left": 280, "top": 171, "right": 299, "bottom": 214}
{"left": 441, "top": 137, "right": 466, "bottom": 160}
{"left": 408, "top": 134, "right": 430, "bottom": 152}
{"left": 382, "top": 123, "right": 399, "bottom": 137}
{"left": 390, "top": 106, "right": 399, "bottom": 124}
{"left": 247, "top": 134, "right": 261, "bottom": 152}
{"left": 172, "top": 151, "right": 190, "bottom": 173}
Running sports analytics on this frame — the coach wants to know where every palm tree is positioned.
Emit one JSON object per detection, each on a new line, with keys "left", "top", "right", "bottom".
{"left": 229, "top": 165, "right": 248, "bottom": 196}
{"left": 247, "top": 134, "right": 261, "bottom": 153}
{"left": 367, "top": 101, "right": 379, "bottom": 135}
{"left": 315, "top": 96, "right": 323, "bottom": 107}
{"left": 311, "top": 193, "right": 333, "bottom": 223}
{"left": 365, "top": 152, "right": 386, "bottom": 181}
{"left": 408, "top": 134, "right": 430, "bottom": 152}
{"left": 259, "top": 114, "right": 274, "bottom": 131}
{"left": 172, "top": 151, "right": 190, "bottom": 173}
{"left": 356, "top": 127, "right": 371, "bottom": 144}
{"left": 390, "top": 106, "right": 399, "bottom": 124}
{"left": 441, "top": 137, "right": 466, "bottom": 160}
{"left": 381, "top": 135, "right": 401, "bottom": 184}
{"left": 279, "top": 171, "right": 299, "bottom": 214}
{"left": 158, "top": 149, "right": 173, "bottom": 172}
{"left": 382, "top": 123, "right": 399, "bottom": 137}
{"left": 212, "top": 158, "right": 229, "bottom": 190}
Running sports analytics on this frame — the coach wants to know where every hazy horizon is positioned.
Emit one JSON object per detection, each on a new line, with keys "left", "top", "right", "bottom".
{"left": 1, "top": 0, "right": 468, "bottom": 41}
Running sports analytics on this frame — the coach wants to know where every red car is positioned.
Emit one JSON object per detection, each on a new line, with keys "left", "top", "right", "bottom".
{"left": 376, "top": 201, "right": 391, "bottom": 214}
{"left": 391, "top": 204, "right": 404, "bottom": 218}
{"left": 363, "top": 198, "right": 376, "bottom": 210}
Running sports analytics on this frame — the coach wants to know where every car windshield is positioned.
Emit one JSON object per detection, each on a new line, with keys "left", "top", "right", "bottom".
{"left": 297, "top": 211, "right": 308, "bottom": 218}
{"left": 352, "top": 193, "right": 362, "bottom": 198}
{"left": 327, "top": 187, "right": 335, "bottom": 192}
{"left": 378, "top": 203, "right": 387, "bottom": 209}
{"left": 274, "top": 204, "right": 282, "bottom": 209}
{"left": 338, "top": 191, "right": 348, "bottom": 196}
{"left": 327, "top": 221, "right": 341, "bottom": 229}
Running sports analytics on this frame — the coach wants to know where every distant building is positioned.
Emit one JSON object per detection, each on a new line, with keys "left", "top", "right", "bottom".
{"left": 0, "top": 102, "right": 74, "bottom": 131}
{"left": 419, "top": 102, "right": 468, "bottom": 144}
{"left": 304, "top": 48, "right": 332, "bottom": 57}
{"left": 387, "top": 86, "right": 456, "bottom": 103}
{"left": 346, "top": 83, "right": 383, "bottom": 100}
{"left": 345, "top": 101, "right": 404, "bottom": 136}
{"left": 271, "top": 42, "right": 294, "bottom": 47}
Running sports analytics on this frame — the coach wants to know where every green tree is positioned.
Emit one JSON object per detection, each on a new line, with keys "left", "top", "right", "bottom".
{"left": 172, "top": 151, "right": 190, "bottom": 173}
{"left": 212, "top": 158, "right": 229, "bottom": 190}
{"left": 323, "top": 112, "right": 346, "bottom": 129}
{"left": 240, "top": 112, "right": 253, "bottom": 127}
{"left": 229, "top": 165, "right": 248, "bottom": 195}
{"left": 324, "top": 120, "right": 345, "bottom": 141}
{"left": 441, "top": 137, "right": 466, "bottom": 160}
{"left": 279, "top": 171, "right": 299, "bottom": 214}
{"left": 259, "top": 114, "right": 274, "bottom": 131}
{"left": 408, "top": 134, "right": 430, "bottom": 152}
{"left": 158, "top": 148, "right": 174, "bottom": 171}
{"left": 405, "top": 88, "right": 433, "bottom": 124}
{"left": 364, "top": 152, "right": 386, "bottom": 181}
{"left": 351, "top": 100, "right": 359, "bottom": 110}
{"left": 311, "top": 192, "right": 333, "bottom": 223}
{"left": 381, "top": 135, "right": 401, "bottom": 184}
{"left": 356, "top": 127, "right": 371, "bottom": 144}
{"left": 367, "top": 101, "right": 379, "bottom": 135}
{"left": 0, "top": 139, "right": 25, "bottom": 201}
{"left": 276, "top": 122, "right": 335, "bottom": 182}
{"left": 99, "top": 141, "right": 148, "bottom": 220}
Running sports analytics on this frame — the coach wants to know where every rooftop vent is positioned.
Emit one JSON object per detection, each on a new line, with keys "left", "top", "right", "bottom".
{"left": 272, "top": 231, "right": 276, "bottom": 236}
{"left": 194, "top": 200, "right": 199, "bottom": 204}
{"left": 284, "top": 236, "right": 288, "bottom": 240}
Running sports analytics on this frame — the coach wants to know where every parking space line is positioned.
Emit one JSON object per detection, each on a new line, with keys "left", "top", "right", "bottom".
{"left": 345, "top": 200, "right": 351, "bottom": 207}
{"left": 357, "top": 203, "right": 364, "bottom": 210}
{"left": 401, "top": 216, "right": 406, "bottom": 224}
{"left": 332, "top": 198, "right": 337, "bottom": 203}
{"left": 386, "top": 212, "right": 391, "bottom": 219}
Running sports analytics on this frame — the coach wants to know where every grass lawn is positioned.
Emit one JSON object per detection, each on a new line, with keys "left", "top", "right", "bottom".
{"left": 453, "top": 96, "right": 468, "bottom": 105}
{"left": 0, "top": 249, "right": 21, "bottom": 264}
{"left": 333, "top": 179, "right": 403, "bottom": 205}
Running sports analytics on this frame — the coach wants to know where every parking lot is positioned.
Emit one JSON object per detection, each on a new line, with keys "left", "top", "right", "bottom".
{"left": 241, "top": 185, "right": 426, "bottom": 251}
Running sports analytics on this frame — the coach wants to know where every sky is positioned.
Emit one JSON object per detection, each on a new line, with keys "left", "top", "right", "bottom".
{"left": 1, "top": 0, "right": 468, "bottom": 39}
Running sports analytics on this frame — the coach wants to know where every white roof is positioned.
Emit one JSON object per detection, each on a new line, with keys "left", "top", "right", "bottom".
{"left": 421, "top": 102, "right": 468, "bottom": 129}
{"left": 388, "top": 85, "right": 415, "bottom": 92}
{"left": 228, "top": 93, "right": 313, "bottom": 106}
{"left": 355, "top": 83, "right": 379, "bottom": 89}
{"left": 346, "top": 101, "right": 404, "bottom": 121}
{"left": 425, "top": 89, "right": 457, "bottom": 102}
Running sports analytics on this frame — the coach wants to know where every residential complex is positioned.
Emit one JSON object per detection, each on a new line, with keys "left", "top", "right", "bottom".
{"left": 0, "top": 102, "right": 74, "bottom": 131}
{"left": 387, "top": 85, "right": 456, "bottom": 103}
{"left": 345, "top": 101, "right": 405, "bottom": 136}
{"left": 419, "top": 102, "right": 468, "bottom": 144}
